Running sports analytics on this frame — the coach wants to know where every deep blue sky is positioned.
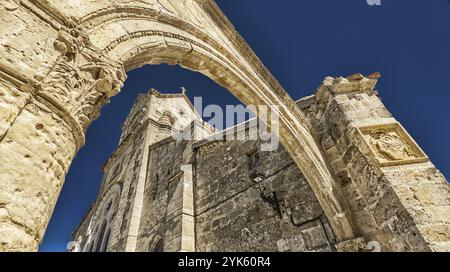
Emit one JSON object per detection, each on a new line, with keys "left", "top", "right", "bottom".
{"left": 40, "top": 0, "right": 450, "bottom": 251}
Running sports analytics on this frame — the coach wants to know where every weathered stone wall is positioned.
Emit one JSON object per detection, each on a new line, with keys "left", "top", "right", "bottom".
{"left": 135, "top": 138, "right": 194, "bottom": 252}
{"left": 132, "top": 122, "right": 334, "bottom": 252}
{"left": 122, "top": 117, "right": 334, "bottom": 253}
{"left": 72, "top": 81, "right": 450, "bottom": 252}
{"left": 299, "top": 74, "right": 450, "bottom": 251}
{"left": 0, "top": 99, "right": 77, "bottom": 251}
{"left": 193, "top": 125, "right": 334, "bottom": 252}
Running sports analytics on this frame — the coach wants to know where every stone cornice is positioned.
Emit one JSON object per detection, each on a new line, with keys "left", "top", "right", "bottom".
{"left": 0, "top": 62, "right": 32, "bottom": 89}
{"left": 315, "top": 74, "right": 379, "bottom": 106}
{"left": 296, "top": 95, "right": 316, "bottom": 110}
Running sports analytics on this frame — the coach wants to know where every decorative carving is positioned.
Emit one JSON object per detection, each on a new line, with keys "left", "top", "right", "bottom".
{"left": 158, "top": 111, "right": 176, "bottom": 127}
{"left": 334, "top": 237, "right": 368, "bottom": 252}
{"left": 37, "top": 27, "right": 126, "bottom": 139}
{"left": 358, "top": 123, "right": 429, "bottom": 167}
{"left": 53, "top": 30, "right": 80, "bottom": 60}
{"left": 72, "top": 61, "right": 125, "bottom": 130}
{"left": 381, "top": 161, "right": 434, "bottom": 172}
{"left": 369, "top": 129, "right": 414, "bottom": 161}
{"left": 102, "top": 29, "right": 247, "bottom": 81}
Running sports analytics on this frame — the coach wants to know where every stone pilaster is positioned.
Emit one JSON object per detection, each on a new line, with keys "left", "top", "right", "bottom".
{"left": 179, "top": 164, "right": 196, "bottom": 252}
{"left": 123, "top": 125, "right": 152, "bottom": 252}
{"left": 300, "top": 74, "right": 450, "bottom": 251}
{"left": 162, "top": 164, "right": 196, "bottom": 252}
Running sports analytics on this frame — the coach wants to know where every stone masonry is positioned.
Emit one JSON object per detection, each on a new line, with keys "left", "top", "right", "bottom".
{"left": 0, "top": 1, "right": 449, "bottom": 251}
{"left": 70, "top": 77, "right": 450, "bottom": 252}
{"left": 0, "top": 1, "right": 359, "bottom": 250}
{"left": 71, "top": 89, "right": 335, "bottom": 252}
{"left": 298, "top": 74, "right": 450, "bottom": 251}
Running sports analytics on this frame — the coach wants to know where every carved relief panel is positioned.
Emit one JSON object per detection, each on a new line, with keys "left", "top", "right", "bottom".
{"left": 357, "top": 123, "right": 428, "bottom": 167}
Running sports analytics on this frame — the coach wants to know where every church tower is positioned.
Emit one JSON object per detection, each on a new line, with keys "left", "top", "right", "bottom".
{"left": 70, "top": 88, "right": 209, "bottom": 252}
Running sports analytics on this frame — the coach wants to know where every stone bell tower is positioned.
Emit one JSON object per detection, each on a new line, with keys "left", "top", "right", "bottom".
{"left": 70, "top": 88, "right": 205, "bottom": 252}
{"left": 120, "top": 88, "right": 200, "bottom": 144}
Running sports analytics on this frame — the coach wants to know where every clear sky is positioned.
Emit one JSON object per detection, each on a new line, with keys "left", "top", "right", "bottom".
{"left": 39, "top": 0, "right": 450, "bottom": 251}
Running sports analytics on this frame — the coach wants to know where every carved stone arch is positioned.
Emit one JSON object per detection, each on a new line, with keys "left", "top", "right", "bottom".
{"left": 89, "top": 184, "right": 121, "bottom": 227}
{"left": 80, "top": 3, "right": 357, "bottom": 241}
{"left": 0, "top": 0, "right": 358, "bottom": 251}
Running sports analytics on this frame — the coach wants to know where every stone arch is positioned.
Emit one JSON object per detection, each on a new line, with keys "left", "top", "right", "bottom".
{"left": 0, "top": 0, "right": 357, "bottom": 251}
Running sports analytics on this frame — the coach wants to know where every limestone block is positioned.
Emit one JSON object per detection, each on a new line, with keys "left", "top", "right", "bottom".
{"left": 276, "top": 236, "right": 306, "bottom": 252}
{"left": 0, "top": 80, "right": 31, "bottom": 140}
{"left": 334, "top": 237, "right": 366, "bottom": 252}
{"left": 0, "top": 221, "right": 37, "bottom": 251}
{"left": 0, "top": 2, "right": 60, "bottom": 77}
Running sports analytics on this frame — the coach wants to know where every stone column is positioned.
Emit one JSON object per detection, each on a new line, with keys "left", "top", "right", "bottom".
{"left": 299, "top": 74, "right": 450, "bottom": 252}
{"left": 0, "top": 27, "right": 125, "bottom": 251}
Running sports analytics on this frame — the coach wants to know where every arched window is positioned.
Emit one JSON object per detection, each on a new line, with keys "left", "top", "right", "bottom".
{"left": 87, "top": 242, "right": 94, "bottom": 252}
{"left": 153, "top": 173, "right": 159, "bottom": 200}
{"left": 86, "top": 184, "right": 121, "bottom": 252}
{"left": 100, "top": 228, "right": 112, "bottom": 252}
{"left": 154, "top": 239, "right": 164, "bottom": 252}
{"left": 94, "top": 220, "right": 107, "bottom": 252}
